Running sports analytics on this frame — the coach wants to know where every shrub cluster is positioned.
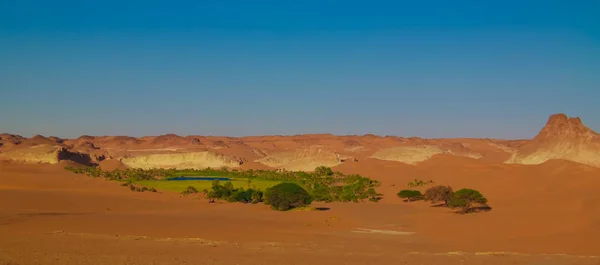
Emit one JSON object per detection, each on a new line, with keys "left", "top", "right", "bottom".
{"left": 173, "top": 167, "right": 382, "bottom": 203}
{"left": 397, "top": 179, "right": 490, "bottom": 213}
{"left": 66, "top": 166, "right": 383, "bottom": 211}
{"left": 65, "top": 166, "right": 161, "bottom": 181}
{"left": 204, "top": 180, "right": 264, "bottom": 204}
{"left": 264, "top": 183, "right": 312, "bottom": 211}
{"left": 160, "top": 166, "right": 381, "bottom": 202}
{"left": 180, "top": 186, "right": 199, "bottom": 195}
{"left": 424, "top": 185, "right": 454, "bottom": 205}
{"left": 177, "top": 181, "right": 311, "bottom": 211}
{"left": 396, "top": 190, "right": 423, "bottom": 202}
{"left": 124, "top": 183, "right": 157, "bottom": 193}
{"left": 446, "top": 188, "right": 488, "bottom": 212}
{"left": 66, "top": 166, "right": 383, "bottom": 204}
{"left": 406, "top": 178, "right": 435, "bottom": 188}
{"left": 299, "top": 173, "right": 382, "bottom": 203}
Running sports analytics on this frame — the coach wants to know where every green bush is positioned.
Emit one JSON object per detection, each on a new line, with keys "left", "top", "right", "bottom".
{"left": 264, "top": 183, "right": 312, "bottom": 211}
{"left": 206, "top": 181, "right": 264, "bottom": 204}
{"left": 407, "top": 178, "right": 435, "bottom": 188}
{"left": 207, "top": 190, "right": 218, "bottom": 203}
{"left": 250, "top": 189, "right": 263, "bottom": 204}
{"left": 397, "top": 190, "right": 424, "bottom": 202}
{"left": 210, "top": 180, "right": 234, "bottom": 199}
{"left": 310, "top": 183, "right": 334, "bottom": 202}
{"left": 367, "top": 188, "right": 382, "bottom": 202}
{"left": 340, "top": 174, "right": 382, "bottom": 202}
{"left": 126, "top": 184, "right": 157, "bottom": 193}
{"left": 447, "top": 188, "right": 488, "bottom": 212}
{"left": 180, "top": 186, "right": 199, "bottom": 195}
{"left": 314, "top": 166, "right": 334, "bottom": 176}
{"left": 229, "top": 188, "right": 252, "bottom": 203}
{"left": 223, "top": 181, "right": 234, "bottom": 191}
{"left": 424, "top": 185, "right": 454, "bottom": 205}
{"left": 303, "top": 173, "right": 381, "bottom": 203}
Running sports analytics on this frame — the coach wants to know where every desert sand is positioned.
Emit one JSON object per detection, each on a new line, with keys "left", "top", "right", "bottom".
{"left": 1, "top": 113, "right": 600, "bottom": 264}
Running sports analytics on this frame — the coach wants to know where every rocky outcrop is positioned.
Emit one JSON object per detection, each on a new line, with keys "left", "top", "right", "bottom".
{"left": 370, "top": 142, "right": 483, "bottom": 164}
{"left": 505, "top": 114, "right": 600, "bottom": 167}
{"left": 0, "top": 145, "right": 94, "bottom": 166}
{"left": 255, "top": 146, "right": 347, "bottom": 171}
{"left": 120, "top": 151, "right": 242, "bottom": 169}
{"left": 370, "top": 145, "right": 444, "bottom": 164}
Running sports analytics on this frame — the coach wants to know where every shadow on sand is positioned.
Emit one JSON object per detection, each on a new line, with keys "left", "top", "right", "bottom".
{"left": 452, "top": 205, "right": 493, "bottom": 214}
{"left": 428, "top": 203, "right": 493, "bottom": 214}
{"left": 430, "top": 203, "right": 447, "bottom": 208}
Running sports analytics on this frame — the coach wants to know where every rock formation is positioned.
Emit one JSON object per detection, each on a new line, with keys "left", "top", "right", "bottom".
{"left": 120, "top": 151, "right": 241, "bottom": 169}
{"left": 4, "top": 113, "right": 597, "bottom": 170}
{"left": 505, "top": 113, "right": 600, "bottom": 167}
{"left": 255, "top": 146, "right": 348, "bottom": 171}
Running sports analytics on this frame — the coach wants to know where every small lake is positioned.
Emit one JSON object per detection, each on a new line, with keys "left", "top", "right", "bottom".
{"left": 167, "top": 176, "right": 231, "bottom": 181}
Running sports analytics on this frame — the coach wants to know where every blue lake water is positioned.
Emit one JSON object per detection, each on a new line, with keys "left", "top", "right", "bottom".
{"left": 167, "top": 176, "right": 231, "bottom": 181}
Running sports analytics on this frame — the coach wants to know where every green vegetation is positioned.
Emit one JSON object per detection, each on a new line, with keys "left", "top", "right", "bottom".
{"left": 135, "top": 178, "right": 281, "bottom": 193}
{"left": 406, "top": 178, "right": 435, "bottom": 188}
{"left": 200, "top": 180, "right": 264, "bottom": 204}
{"left": 180, "top": 186, "right": 199, "bottom": 195}
{"left": 158, "top": 168, "right": 381, "bottom": 203}
{"left": 447, "top": 188, "right": 489, "bottom": 213}
{"left": 314, "top": 166, "right": 334, "bottom": 176}
{"left": 298, "top": 173, "right": 382, "bottom": 202}
{"left": 397, "top": 190, "right": 423, "bottom": 202}
{"left": 264, "top": 183, "right": 312, "bottom": 211}
{"left": 64, "top": 166, "right": 165, "bottom": 181}
{"left": 64, "top": 165, "right": 382, "bottom": 209}
{"left": 398, "top": 182, "right": 490, "bottom": 214}
{"left": 229, "top": 187, "right": 263, "bottom": 203}
{"left": 126, "top": 184, "right": 157, "bottom": 193}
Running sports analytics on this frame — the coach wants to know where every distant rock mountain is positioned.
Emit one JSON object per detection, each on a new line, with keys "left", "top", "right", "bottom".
{"left": 505, "top": 113, "right": 600, "bottom": 167}
{"left": 7, "top": 115, "right": 596, "bottom": 170}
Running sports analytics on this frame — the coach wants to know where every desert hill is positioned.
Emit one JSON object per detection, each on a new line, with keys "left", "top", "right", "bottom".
{"left": 505, "top": 113, "right": 600, "bottom": 167}
{"left": 1, "top": 113, "right": 599, "bottom": 169}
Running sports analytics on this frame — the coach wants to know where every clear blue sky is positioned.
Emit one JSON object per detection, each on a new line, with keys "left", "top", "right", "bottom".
{"left": 1, "top": 1, "right": 599, "bottom": 139}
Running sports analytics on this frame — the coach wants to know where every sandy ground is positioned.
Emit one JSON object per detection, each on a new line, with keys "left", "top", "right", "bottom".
{"left": 1, "top": 161, "right": 600, "bottom": 265}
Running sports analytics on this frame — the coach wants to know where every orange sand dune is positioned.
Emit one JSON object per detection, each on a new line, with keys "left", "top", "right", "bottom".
{"left": 1, "top": 161, "right": 600, "bottom": 264}
{"left": 2, "top": 113, "right": 600, "bottom": 264}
